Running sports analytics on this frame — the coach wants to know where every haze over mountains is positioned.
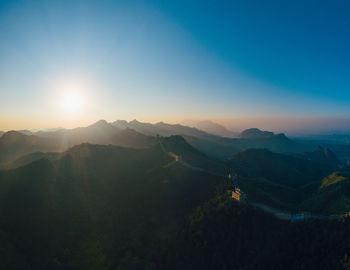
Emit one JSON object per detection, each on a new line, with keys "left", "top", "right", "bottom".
{"left": 2, "top": 119, "right": 350, "bottom": 168}
{"left": 1, "top": 118, "right": 349, "bottom": 215}
{"left": 181, "top": 120, "right": 239, "bottom": 138}
{"left": 0, "top": 119, "right": 302, "bottom": 167}
{"left": 2, "top": 119, "right": 350, "bottom": 269}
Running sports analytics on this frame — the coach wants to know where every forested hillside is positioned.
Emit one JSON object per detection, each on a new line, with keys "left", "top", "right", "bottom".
{"left": 0, "top": 143, "right": 226, "bottom": 269}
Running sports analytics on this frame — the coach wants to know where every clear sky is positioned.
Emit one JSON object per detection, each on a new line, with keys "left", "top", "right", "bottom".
{"left": 0, "top": 0, "right": 349, "bottom": 132}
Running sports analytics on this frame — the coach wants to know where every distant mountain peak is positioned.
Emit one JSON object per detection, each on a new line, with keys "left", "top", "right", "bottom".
{"left": 90, "top": 119, "right": 109, "bottom": 127}
{"left": 240, "top": 128, "right": 275, "bottom": 139}
{"left": 1, "top": 130, "right": 27, "bottom": 141}
{"left": 87, "top": 120, "right": 120, "bottom": 132}
{"left": 112, "top": 120, "right": 129, "bottom": 129}
{"left": 181, "top": 119, "right": 238, "bottom": 138}
{"left": 130, "top": 119, "right": 141, "bottom": 124}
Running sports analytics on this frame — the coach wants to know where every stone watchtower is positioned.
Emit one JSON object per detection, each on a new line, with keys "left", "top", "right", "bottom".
{"left": 229, "top": 173, "right": 247, "bottom": 202}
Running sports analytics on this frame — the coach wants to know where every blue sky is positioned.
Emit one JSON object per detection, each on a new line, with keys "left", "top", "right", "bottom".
{"left": 0, "top": 0, "right": 349, "bottom": 131}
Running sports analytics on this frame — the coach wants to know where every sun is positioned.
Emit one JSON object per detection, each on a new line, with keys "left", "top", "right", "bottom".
{"left": 61, "top": 91, "right": 84, "bottom": 114}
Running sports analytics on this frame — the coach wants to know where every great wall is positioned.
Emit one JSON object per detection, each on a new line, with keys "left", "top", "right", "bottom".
{"left": 160, "top": 141, "right": 348, "bottom": 222}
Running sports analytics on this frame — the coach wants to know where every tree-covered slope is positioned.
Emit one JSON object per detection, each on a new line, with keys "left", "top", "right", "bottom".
{"left": 227, "top": 148, "right": 332, "bottom": 188}
{"left": 225, "top": 149, "right": 334, "bottom": 210}
{"left": 300, "top": 169, "right": 350, "bottom": 214}
{"left": 0, "top": 143, "right": 226, "bottom": 270}
{"left": 174, "top": 192, "right": 350, "bottom": 270}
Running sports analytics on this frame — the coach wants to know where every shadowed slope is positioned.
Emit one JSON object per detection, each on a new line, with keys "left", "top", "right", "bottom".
{"left": 0, "top": 143, "right": 225, "bottom": 269}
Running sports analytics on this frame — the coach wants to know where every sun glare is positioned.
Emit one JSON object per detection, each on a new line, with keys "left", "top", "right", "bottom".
{"left": 61, "top": 91, "right": 84, "bottom": 114}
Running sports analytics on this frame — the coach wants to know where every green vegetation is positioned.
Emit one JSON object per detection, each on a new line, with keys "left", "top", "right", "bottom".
{"left": 1, "top": 130, "right": 350, "bottom": 269}
{"left": 322, "top": 172, "right": 349, "bottom": 188}
{"left": 225, "top": 148, "right": 350, "bottom": 213}
{"left": 227, "top": 148, "right": 332, "bottom": 188}
{"left": 300, "top": 170, "right": 350, "bottom": 214}
{"left": 0, "top": 143, "right": 226, "bottom": 269}
{"left": 176, "top": 192, "right": 350, "bottom": 270}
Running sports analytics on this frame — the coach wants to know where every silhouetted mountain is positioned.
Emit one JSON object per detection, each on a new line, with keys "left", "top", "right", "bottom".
{"left": 36, "top": 120, "right": 122, "bottom": 148}
{"left": 0, "top": 122, "right": 158, "bottom": 168}
{"left": 113, "top": 119, "right": 165, "bottom": 136}
{"left": 112, "top": 119, "right": 129, "bottom": 129}
{"left": 182, "top": 135, "right": 242, "bottom": 160}
{"left": 155, "top": 121, "right": 213, "bottom": 138}
{"left": 9, "top": 135, "right": 225, "bottom": 174}
{"left": 228, "top": 148, "right": 332, "bottom": 188}
{"left": 186, "top": 131, "right": 302, "bottom": 160}
{"left": 290, "top": 146, "right": 340, "bottom": 168}
{"left": 160, "top": 135, "right": 227, "bottom": 174}
{"left": 238, "top": 128, "right": 299, "bottom": 152}
{"left": 0, "top": 131, "right": 58, "bottom": 167}
{"left": 181, "top": 120, "right": 239, "bottom": 138}
{"left": 110, "top": 128, "right": 157, "bottom": 148}
{"left": 226, "top": 149, "right": 333, "bottom": 210}
{"left": 240, "top": 128, "right": 274, "bottom": 139}
{"left": 113, "top": 119, "right": 214, "bottom": 138}
{"left": 237, "top": 131, "right": 300, "bottom": 153}
{"left": 8, "top": 151, "right": 61, "bottom": 169}
{"left": 293, "top": 137, "right": 350, "bottom": 162}
{"left": 112, "top": 120, "right": 306, "bottom": 159}
{"left": 163, "top": 124, "right": 306, "bottom": 157}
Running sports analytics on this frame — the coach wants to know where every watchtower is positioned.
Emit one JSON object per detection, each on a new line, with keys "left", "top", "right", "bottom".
{"left": 229, "top": 172, "right": 247, "bottom": 202}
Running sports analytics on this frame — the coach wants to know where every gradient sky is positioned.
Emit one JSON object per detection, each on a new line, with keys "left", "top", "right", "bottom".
{"left": 0, "top": 0, "right": 349, "bottom": 132}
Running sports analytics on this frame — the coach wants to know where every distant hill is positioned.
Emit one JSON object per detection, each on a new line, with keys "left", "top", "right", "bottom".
{"left": 160, "top": 135, "right": 227, "bottom": 174}
{"left": 0, "top": 131, "right": 58, "bottom": 167}
{"left": 35, "top": 120, "right": 122, "bottom": 149}
{"left": 113, "top": 119, "right": 168, "bottom": 136}
{"left": 293, "top": 137, "right": 350, "bottom": 162}
{"left": 0, "top": 121, "right": 157, "bottom": 168}
{"left": 110, "top": 128, "right": 157, "bottom": 148}
{"left": 113, "top": 119, "right": 214, "bottom": 139}
{"left": 113, "top": 120, "right": 307, "bottom": 159}
{"left": 290, "top": 146, "right": 340, "bottom": 168}
{"left": 299, "top": 168, "right": 350, "bottom": 214}
{"left": 0, "top": 131, "right": 4, "bottom": 138}
{"left": 237, "top": 128, "right": 301, "bottom": 152}
{"left": 181, "top": 120, "right": 239, "bottom": 138}
{"left": 239, "top": 128, "right": 275, "bottom": 139}
{"left": 226, "top": 149, "right": 333, "bottom": 210}
{"left": 186, "top": 130, "right": 304, "bottom": 160}
{"left": 7, "top": 135, "right": 225, "bottom": 175}
{"left": 182, "top": 135, "right": 242, "bottom": 160}
{"left": 0, "top": 143, "right": 225, "bottom": 269}
{"left": 7, "top": 152, "right": 61, "bottom": 169}
{"left": 227, "top": 148, "right": 332, "bottom": 188}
